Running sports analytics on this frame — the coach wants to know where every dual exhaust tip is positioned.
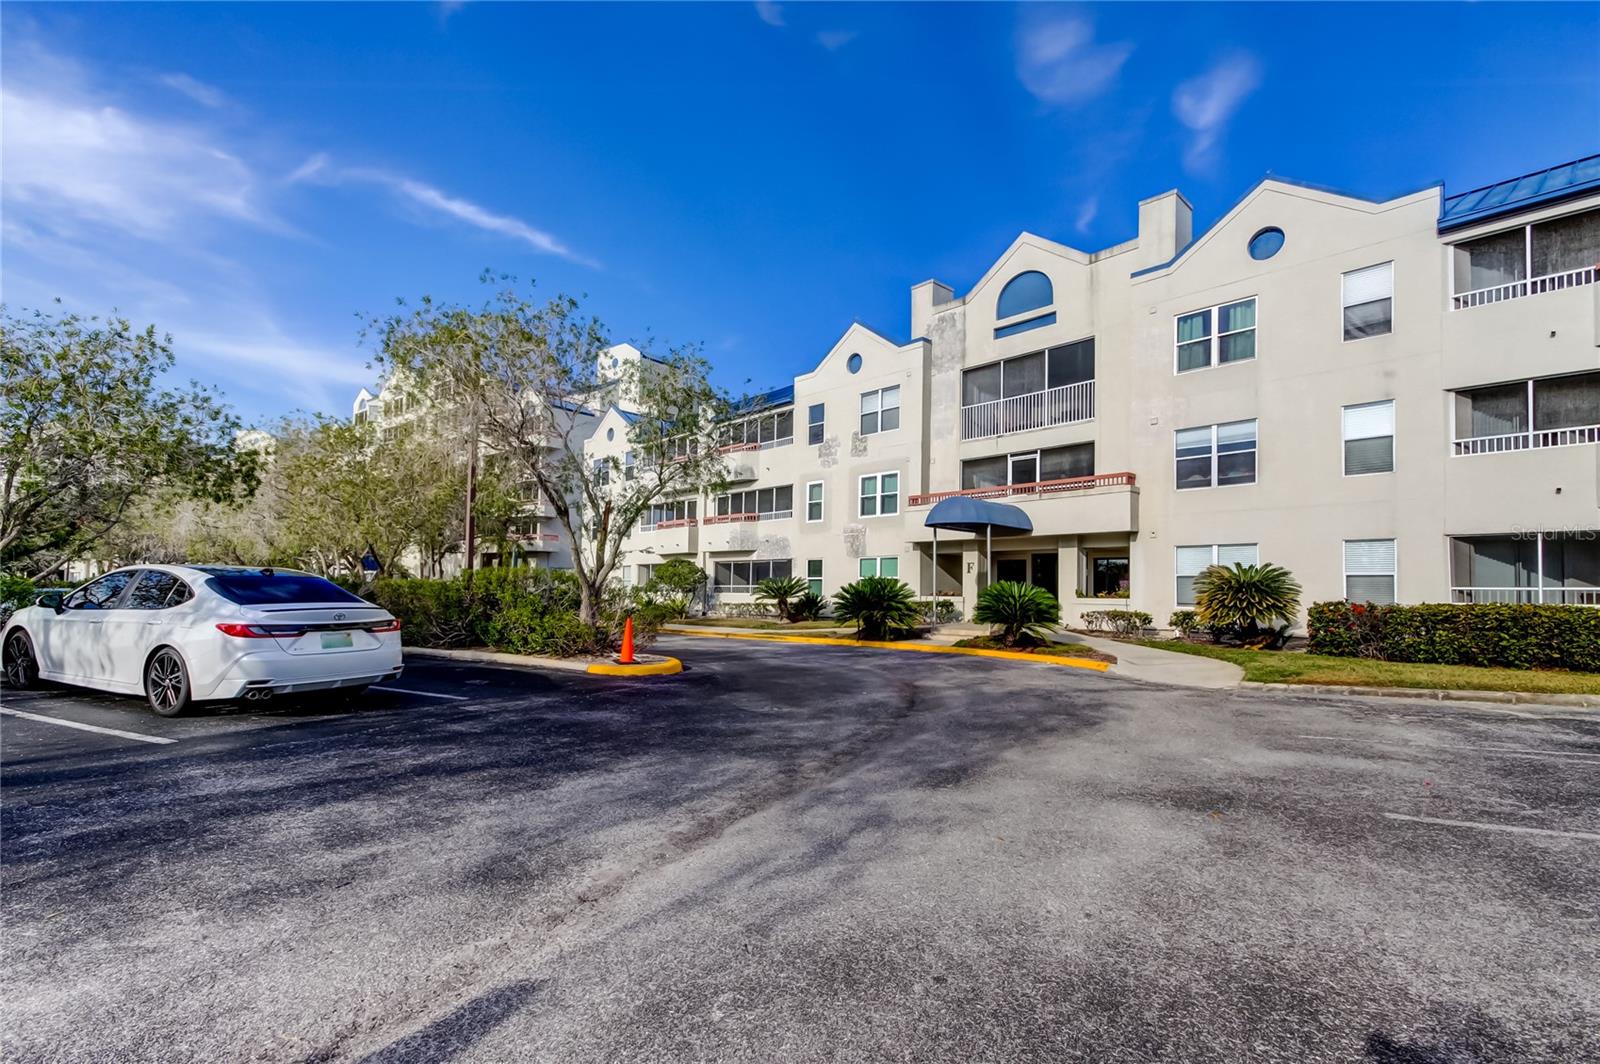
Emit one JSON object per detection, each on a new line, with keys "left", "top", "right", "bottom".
{"left": 243, "top": 687, "right": 275, "bottom": 702}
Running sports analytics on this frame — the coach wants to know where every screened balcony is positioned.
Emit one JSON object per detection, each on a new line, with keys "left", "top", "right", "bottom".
{"left": 1450, "top": 532, "right": 1600, "bottom": 606}
{"left": 1450, "top": 206, "right": 1600, "bottom": 309}
{"left": 960, "top": 339, "right": 1094, "bottom": 441}
{"left": 1451, "top": 372, "right": 1600, "bottom": 455}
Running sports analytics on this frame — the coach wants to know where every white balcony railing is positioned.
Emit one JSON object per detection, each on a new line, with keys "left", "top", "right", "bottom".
{"left": 701, "top": 510, "right": 792, "bottom": 525}
{"left": 909, "top": 471, "right": 1135, "bottom": 507}
{"left": 1452, "top": 423, "right": 1600, "bottom": 456}
{"left": 1451, "top": 264, "right": 1598, "bottom": 310}
{"left": 960, "top": 380, "right": 1094, "bottom": 441}
{"left": 1451, "top": 586, "right": 1600, "bottom": 606}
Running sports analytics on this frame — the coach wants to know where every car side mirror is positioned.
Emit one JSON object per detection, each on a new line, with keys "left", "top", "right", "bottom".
{"left": 36, "top": 591, "right": 64, "bottom": 614}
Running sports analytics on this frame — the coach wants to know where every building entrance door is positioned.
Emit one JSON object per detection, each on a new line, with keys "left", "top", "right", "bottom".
{"left": 995, "top": 558, "right": 1028, "bottom": 585}
{"left": 1030, "top": 553, "right": 1059, "bottom": 599}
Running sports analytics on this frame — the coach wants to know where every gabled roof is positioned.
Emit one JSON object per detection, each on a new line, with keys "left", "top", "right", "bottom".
{"left": 1439, "top": 154, "right": 1600, "bottom": 233}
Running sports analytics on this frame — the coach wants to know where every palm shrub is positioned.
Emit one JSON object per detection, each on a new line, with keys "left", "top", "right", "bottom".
{"left": 788, "top": 590, "right": 827, "bottom": 622}
{"left": 1193, "top": 563, "right": 1302, "bottom": 646}
{"left": 755, "top": 576, "right": 809, "bottom": 621}
{"left": 973, "top": 581, "right": 1061, "bottom": 646}
{"left": 831, "top": 576, "right": 921, "bottom": 641}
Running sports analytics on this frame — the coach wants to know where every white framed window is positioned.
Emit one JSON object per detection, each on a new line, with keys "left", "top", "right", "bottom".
{"left": 1342, "top": 400, "right": 1395, "bottom": 475}
{"left": 805, "top": 481, "right": 824, "bottom": 522}
{"left": 1344, "top": 539, "right": 1397, "bottom": 604}
{"left": 1175, "top": 419, "right": 1257, "bottom": 490}
{"left": 1175, "top": 297, "right": 1257, "bottom": 372}
{"left": 806, "top": 559, "right": 823, "bottom": 597}
{"left": 858, "top": 556, "right": 900, "bottom": 580}
{"left": 1175, "top": 544, "right": 1258, "bottom": 606}
{"left": 1342, "top": 262, "right": 1393, "bottom": 341}
{"left": 720, "top": 408, "right": 795, "bottom": 449}
{"left": 623, "top": 451, "right": 636, "bottom": 481}
{"left": 807, "top": 403, "right": 825, "bottom": 445}
{"left": 859, "top": 386, "right": 901, "bottom": 435}
{"left": 858, "top": 472, "right": 900, "bottom": 517}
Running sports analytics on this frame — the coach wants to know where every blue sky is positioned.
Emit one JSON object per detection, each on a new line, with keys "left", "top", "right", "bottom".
{"left": 3, "top": 2, "right": 1597, "bottom": 422}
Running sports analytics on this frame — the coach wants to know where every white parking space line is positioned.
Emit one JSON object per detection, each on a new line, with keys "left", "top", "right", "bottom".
{"left": 1298, "top": 735, "right": 1600, "bottom": 764}
{"left": 0, "top": 708, "right": 177, "bottom": 745}
{"left": 371, "top": 686, "right": 469, "bottom": 702}
{"left": 1382, "top": 813, "right": 1600, "bottom": 842}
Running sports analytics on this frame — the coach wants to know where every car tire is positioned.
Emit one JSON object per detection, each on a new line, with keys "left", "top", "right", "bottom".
{"left": 145, "top": 648, "right": 192, "bottom": 718}
{"left": 3, "top": 630, "right": 40, "bottom": 689}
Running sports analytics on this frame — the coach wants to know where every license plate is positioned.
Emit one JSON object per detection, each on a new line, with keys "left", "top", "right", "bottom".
{"left": 320, "top": 631, "right": 353, "bottom": 650}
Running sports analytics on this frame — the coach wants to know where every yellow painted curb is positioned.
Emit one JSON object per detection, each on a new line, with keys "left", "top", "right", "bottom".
{"left": 662, "top": 629, "right": 1109, "bottom": 672}
{"left": 586, "top": 657, "right": 684, "bottom": 677}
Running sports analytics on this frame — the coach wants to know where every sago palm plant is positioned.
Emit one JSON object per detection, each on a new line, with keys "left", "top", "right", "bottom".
{"left": 754, "top": 576, "right": 809, "bottom": 621}
{"left": 973, "top": 581, "right": 1061, "bottom": 646}
{"left": 831, "top": 576, "right": 920, "bottom": 641}
{"left": 1193, "top": 563, "right": 1302, "bottom": 641}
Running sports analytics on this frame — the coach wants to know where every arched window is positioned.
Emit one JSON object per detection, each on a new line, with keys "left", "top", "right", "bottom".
{"left": 996, "top": 271, "right": 1053, "bottom": 320}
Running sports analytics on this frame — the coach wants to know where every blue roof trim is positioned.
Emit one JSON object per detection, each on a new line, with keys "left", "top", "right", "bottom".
{"left": 1438, "top": 154, "right": 1600, "bottom": 232}
{"left": 1129, "top": 172, "right": 1441, "bottom": 279}
{"left": 617, "top": 409, "right": 641, "bottom": 424}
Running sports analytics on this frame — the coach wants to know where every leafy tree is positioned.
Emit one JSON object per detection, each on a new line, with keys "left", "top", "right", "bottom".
{"left": 974, "top": 581, "right": 1061, "bottom": 646}
{"left": 754, "top": 575, "right": 808, "bottom": 621}
{"left": 0, "top": 305, "right": 259, "bottom": 576}
{"left": 644, "top": 558, "right": 707, "bottom": 600}
{"left": 832, "top": 576, "right": 921, "bottom": 641}
{"left": 1193, "top": 563, "right": 1302, "bottom": 642}
{"left": 369, "top": 277, "right": 729, "bottom": 626}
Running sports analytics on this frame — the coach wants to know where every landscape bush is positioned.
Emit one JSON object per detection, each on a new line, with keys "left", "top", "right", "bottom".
{"left": 788, "top": 590, "right": 828, "bottom": 621}
{"left": 1168, "top": 610, "right": 1201, "bottom": 638}
{"left": 754, "top": 576, "right": 809, "bottom": 621}
{"left": 914, "top": 598, "right": 961, "bottom": 625}
{"left": 832, "top": 576, "right": 921, "bottom": 641}
{"left": 370, "top": 577, "right": 472, "bottom": 648}
{"left": 973, "top": 581, "right": 1060, "bottom": 646}
{"left": 1308, "top": 600, "right": 1600, "bottom": 672}
{"left": 1080, "top": 609, "right": 1153, "bottom": 636}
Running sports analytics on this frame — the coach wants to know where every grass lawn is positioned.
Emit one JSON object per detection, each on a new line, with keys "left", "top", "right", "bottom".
{"left": 1133, "top": 639, "right": 1600, "bottom": 695}
{"left": 955, "top": 636, "right": 1118, "bottom": 665}
{"left": 668, "top": 617, "right": 848, "bottom": 631}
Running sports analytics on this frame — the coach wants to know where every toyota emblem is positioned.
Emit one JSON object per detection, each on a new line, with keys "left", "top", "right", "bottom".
{"left": 333, "top": 612, "right": 347, "bottom": 621}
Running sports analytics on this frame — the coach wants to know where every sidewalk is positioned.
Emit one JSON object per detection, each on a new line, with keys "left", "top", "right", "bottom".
{"left": 1048, "top": 631, "right": 1245, "bottom": 689}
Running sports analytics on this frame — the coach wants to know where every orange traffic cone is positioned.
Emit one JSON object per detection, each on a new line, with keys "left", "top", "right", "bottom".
{"left": 619, "top": 615, "right": 636, "bottom": 664}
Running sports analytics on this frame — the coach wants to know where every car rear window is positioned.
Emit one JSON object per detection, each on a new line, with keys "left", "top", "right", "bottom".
{"left": 204, "top": 572, "right": 365, "bottom": 606}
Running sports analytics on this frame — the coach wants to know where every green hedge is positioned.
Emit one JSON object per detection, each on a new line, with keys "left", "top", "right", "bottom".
{"left": 1307, "top": 600, "right": 1600, "bottom": 672}
{"left": 368, "top": 568, "right": 657, "bottom": 658}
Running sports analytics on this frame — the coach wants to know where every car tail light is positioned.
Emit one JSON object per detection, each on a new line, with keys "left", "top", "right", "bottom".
{"left": 216, "top": 623, "right": 308, "bottom": 638}
{"left": 216, "top": 623, "right": 276, "bottom": 638}
{"left": 367, "top": 618, "right": 402, "bottom": 633}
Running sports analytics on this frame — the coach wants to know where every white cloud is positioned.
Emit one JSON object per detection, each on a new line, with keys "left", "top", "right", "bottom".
{"left": 754, "top": 1, "right": 784, "bottom": 27}
{"left": 816, "top": 30, "right": 858, "bottom": 51}
{"left": 1, "top": 85, "right": 269, "bottom": 241}
{"left": 1172, "top": 54, "right": 1261, "bottom": 174}
{"left": 1075, "top": 197, "right": 1099, "bottom": 234}
{"left": 158, "top": 72, "right": 227, "bottom": 108}
{"left": 289, "top": 155, "right": 596, "bottom": 267}
{"left": 1016, "top": 15, "right": 1132, "bottom": 107}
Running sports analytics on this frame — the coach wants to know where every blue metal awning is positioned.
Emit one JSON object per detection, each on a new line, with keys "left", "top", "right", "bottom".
{"left": 923, "top": 496, "right": 1033, "bottom": 536}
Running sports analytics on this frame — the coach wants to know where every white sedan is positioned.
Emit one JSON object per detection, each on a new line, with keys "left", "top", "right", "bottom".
{"left": 2, "top": 565, "right": 403, "bottom": 716}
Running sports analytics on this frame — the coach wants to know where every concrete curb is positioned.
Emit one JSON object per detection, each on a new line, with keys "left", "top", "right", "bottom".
{"left": 1239, "top": 681, "right": 1599, "bottom": 709}
{"left": 660, "top": 627, "right": 1111, "bottom": 672}
{"left": 405, "top": 646, "right": 685, "bottom": 679}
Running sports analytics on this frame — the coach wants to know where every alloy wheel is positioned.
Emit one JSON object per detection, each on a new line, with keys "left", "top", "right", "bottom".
{"left": 147, "top": 651, "right": 186, "bottom": 714}
{"left": 4, "top": 633, "right": 35, "bottom": 687}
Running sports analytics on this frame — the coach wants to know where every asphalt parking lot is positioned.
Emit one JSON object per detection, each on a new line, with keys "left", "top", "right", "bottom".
{"left": 3, "top": 635, "right": 1598, "bottom": 1063}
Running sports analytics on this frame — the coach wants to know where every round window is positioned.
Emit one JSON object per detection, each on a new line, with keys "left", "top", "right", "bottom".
{"left": 611, "top": 356, "right": 620, "bottom": 368}
{"left": 606, "top": 427, "right": 615, "bottom": 441}
{"left": 1248, "top": 227, "right": 1285, "bottom": 261}
{"left": 847, "top": 353, "right": 862, "bottom": 374}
